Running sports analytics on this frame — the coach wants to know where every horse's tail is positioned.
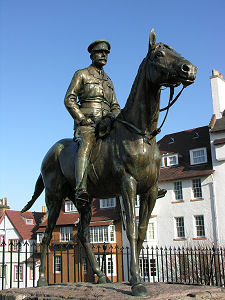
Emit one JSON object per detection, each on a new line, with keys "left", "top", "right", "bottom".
{"left": 21, "top": 174, "right": 44, "bottom": 213}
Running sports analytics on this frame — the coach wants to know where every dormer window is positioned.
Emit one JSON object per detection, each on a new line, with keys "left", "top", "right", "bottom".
{"left": 168, "top": 137, "right": 174, "bottom": 144}
{"left": 161, "top": 154, "right": 178, "bottom": 167}
{"left": 190, "top": 148, "right": 207, "bottom": 165}
{"left": 100, "top": 198, "right": 116, "bottom": 209}
{"left": 26, "top": 219, "right": 33, "bottom": 225}
{"left": 65, "top": 200, "right": 77, "bottom": 213}
{"left": 193, "top": 131, "right": 199, "bottom": 139}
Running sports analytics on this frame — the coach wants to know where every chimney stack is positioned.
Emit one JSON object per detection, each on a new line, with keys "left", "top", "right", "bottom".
{"left": 210, "top": 69, "right": 225, "bottom": 119}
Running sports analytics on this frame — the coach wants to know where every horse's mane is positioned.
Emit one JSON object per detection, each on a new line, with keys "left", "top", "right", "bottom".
{"left": 123, "top": 57, "right": 147, "bottom": 114}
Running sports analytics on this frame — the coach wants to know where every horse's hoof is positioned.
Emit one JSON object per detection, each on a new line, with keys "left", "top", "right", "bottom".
{"left": 97, "top": 275, "right": 111, "bottom": 284}
{"left": 132, "top": 283, "right": 149, "bottom": 297}
{"left": 37, "top": 277, "right": 48, "bottom": 287}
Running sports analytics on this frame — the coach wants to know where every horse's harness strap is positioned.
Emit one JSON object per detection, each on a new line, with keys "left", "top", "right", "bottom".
{"left": 116, "top": 85, "right": 185, "bottom": 144}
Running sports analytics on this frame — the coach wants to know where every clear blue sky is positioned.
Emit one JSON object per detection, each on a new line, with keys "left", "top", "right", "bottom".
{"left": 1, "top": 0, "right": 225, "bottom": 212}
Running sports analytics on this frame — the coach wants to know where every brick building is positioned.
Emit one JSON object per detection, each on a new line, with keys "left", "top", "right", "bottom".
{"left": 36, "top": 198, "right": 124, "bottom": 284}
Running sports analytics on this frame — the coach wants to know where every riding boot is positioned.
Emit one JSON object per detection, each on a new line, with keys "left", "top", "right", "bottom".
{"left": 75, "top": 157, "right": 89, "bottom": 204}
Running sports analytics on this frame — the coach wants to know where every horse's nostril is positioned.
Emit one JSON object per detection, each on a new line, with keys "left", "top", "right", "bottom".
{"left": 181, "top": 64, "right": 190, "bottom": 73}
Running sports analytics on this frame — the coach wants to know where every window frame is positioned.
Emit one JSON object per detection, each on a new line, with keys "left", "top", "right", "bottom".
{"left": 0, "top": 235, "right": 5, "bottom": 246}
{"left": 161, "top": 154, "right": 178, "bottom": 167}
{"left": 0, "top": 265, "right": 6, "bottom": 278}
{"left": 175, "top": 217, "right": 185, "bottom": 238}
{"left": 8, "top": 239, "right": 21, "bottom": 252}
{"left": 89, "top": 225, "right": 115, "bottom": 243}
{"left": 14, "top": 265, "right": 23, "bottom": 282}
{"left": 100, "top": 198, "right": 116, "bottom": 209}
{"left": 54, "top": 255, "right": 62, "bottom": 273}
{"left": 65, "top": 200, "right": 77, "bottom": 213}
{"left": 190, "top": 148, "right": 207, "bottom": 165}
{"left": 174, "top": 181, "right": 183, "bottom": 201}
{"left": 60, "top": 226, "right": 73, "bottom": 242}
{"left": 194, "top": 215, "right": 206, "bottom": 238}
{"left": 192, "top": 178, "right": 202, "bottom": 199}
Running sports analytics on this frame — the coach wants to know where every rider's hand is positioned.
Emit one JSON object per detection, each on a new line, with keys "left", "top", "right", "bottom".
{"left": 80, "top": 117, "right": 93, "bottom": 126}
{"left": 98, "top": 117, "right": 112, "bottom": 138}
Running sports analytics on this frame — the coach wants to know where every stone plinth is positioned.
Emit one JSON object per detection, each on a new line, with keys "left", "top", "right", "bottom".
{"left": 0, "top": 282, "right": 225, "bottom": 300}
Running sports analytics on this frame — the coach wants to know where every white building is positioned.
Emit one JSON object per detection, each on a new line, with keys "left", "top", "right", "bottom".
{"left": 0, "top": 205, "right": 45, "bottom": 289}
{"left": 122, "top": 70, "right": 225, "bottom": 281}
{"left": 209, "top": 69, "right": 225, "bottom": 246}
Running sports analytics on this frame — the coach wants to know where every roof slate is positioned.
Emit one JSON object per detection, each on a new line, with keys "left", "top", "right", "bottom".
{"left": 158, "top": 126, "right": 213, "bottom": 181}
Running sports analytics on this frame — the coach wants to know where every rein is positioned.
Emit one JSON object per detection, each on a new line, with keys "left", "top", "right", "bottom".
{"left": 116, "top": 85, "right": 185, "bottom": 144}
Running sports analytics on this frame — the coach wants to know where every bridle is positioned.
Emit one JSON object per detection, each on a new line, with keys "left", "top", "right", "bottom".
{"left": 116, "top": 84, "right": 185, "bottom": 144}
{"left": 116, "top": 49, "right": 187, "bottom": 144}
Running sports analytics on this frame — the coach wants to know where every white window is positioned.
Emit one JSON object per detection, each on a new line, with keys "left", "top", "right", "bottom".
{"left": 60, "top": 226, "right": 73, "bottom": 242}
{"left": 174, "top": 181, "right": 183, "bottom": 200}
{"left": 89, "top": 225, "right": 115, "bottom": 243}
{"left": 65, "top": 200, "right": 77, "bottom": 212}
{"left": 55, "top": 256, "right": 61, "bottom": 273}
{"left": 14, "top": 265, "right": 23, "bottom": 281}
{"left": 8, "top": 239, "right": 21, "bottom": 252}
{"left": 192, "top": 178, "right": 202, "bottom": 199}
{"left": 37, "top": 233, "right": 44, "bottom": 244}
{"left": 25, "top": 219, "right": 33, "bottom": 225}
{"left": 161, "top": 154, "right": 178, "bottom": 167}
{"left": 0, "top": 265, "right": 6, "bottom": 278}
{"left": 135, "top": 195, "right": 140, "bottom": 207}
{"left": 137, "top": 219, "right": 156, "bottom": 241}
{"left": 175, "top": 217, "right": 185, "bottom": 238}
{"left": 190, "top": 148, "right": 207, "bottom": 165}
{"left": 96, "top": 255, "right": 116, "bottom": 276}
{"left": 194, "top": 215, "right": 205, "bottom": 237}
{"left": 148, "top": 222, "right": 155, "bottom": 240}
{"left": 100, "top": 198, "right": 116, "bottom": 208}
{"left": 139, "top": 258, "right": 156, "bottom": 278}
{"left": 0, "top": 235, "right": 5, "bottom": 245}
{"left": 82, "top": 258, "right": 87, "bottom": 274}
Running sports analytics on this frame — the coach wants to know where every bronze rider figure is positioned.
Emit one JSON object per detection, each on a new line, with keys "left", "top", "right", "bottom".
{"left": 64, "top": 40, "right": 121, "bottom": 205}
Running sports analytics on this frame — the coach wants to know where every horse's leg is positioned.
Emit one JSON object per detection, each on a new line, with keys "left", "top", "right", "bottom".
{"left": 76, "top": 201, "right": 109, "bottom": 284}
{"left": 121, "top": 174, "right": 149, "bottom": 297}
{"left": 137, "top": 185, "right": 158, "bottom": 258}
{"left": 37, "top": 190, "right": 62, "bottom": 286}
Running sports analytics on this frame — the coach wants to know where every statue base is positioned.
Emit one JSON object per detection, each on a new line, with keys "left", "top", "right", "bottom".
{"left": 0, "top": 282, "right": 224, "bottom": 299}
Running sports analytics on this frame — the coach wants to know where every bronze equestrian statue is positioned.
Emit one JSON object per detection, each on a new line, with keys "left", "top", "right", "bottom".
{"left": 64, "top": 40, "right": 121, "bottom": 205}
{"left": 22, "top": 29, "right": 197, "bottom": 297}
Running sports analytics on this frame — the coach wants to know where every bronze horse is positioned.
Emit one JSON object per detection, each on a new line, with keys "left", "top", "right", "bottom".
{"left": 22, "top": 30, "right": 197, "bottom": 297}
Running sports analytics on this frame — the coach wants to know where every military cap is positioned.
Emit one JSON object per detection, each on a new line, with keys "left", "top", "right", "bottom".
{"left": 88, "top": 40, "right": 111, "bottom": 53}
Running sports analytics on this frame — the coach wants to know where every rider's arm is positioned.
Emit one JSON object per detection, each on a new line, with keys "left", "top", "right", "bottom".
{"left": 109, "top": 81, "right": 121, "bottom": 118}
{"left": 64, "top": 70, "right": 86, "bottom": 125}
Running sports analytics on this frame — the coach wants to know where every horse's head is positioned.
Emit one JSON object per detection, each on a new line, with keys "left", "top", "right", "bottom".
{"left": 146, "top": 29, "right": 197, "bottom": 88}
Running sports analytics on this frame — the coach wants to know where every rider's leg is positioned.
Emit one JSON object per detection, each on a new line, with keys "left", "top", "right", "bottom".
{"left": 74, "top": 125, "right": 95, "bottom": 203}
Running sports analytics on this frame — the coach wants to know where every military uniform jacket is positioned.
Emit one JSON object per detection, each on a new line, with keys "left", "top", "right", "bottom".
{"left": 64, "top": 64, "right": 120, "bottom": 127}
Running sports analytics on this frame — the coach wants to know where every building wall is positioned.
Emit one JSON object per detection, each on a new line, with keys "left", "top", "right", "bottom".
{"left": 37, "top": 218, "right": 124, "bottom": 284}
{"left": 210, "top": 131, "right": 225, "bottom": 246}
{"left": 0, "top": 215, "right": 38, "bottom": 289}
{"left": 157, "top": 176, "right": 215, "bottom": 247}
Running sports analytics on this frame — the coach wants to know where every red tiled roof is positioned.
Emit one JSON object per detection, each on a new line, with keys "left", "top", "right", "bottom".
{"left": 37, "top": 198, "right": 120, "bottom": 231}
{"left": 159, "top": 166, "right": 214, "bottom": 182}
{"left": 3, "top": 210, "right": 45, "bottom": 240}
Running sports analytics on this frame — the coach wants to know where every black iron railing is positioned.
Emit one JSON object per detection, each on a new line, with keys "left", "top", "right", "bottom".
{"left": 0, "top": 241, "right": 224, "bottom": 289}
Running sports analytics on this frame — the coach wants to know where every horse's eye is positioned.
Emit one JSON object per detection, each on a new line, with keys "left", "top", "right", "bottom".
{"left": 155, "top": 51, "right": 164, "bottom": 58}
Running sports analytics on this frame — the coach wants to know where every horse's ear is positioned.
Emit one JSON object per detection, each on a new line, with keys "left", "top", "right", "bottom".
{"left": 149, "top": 29, "right": 156, "bottom": 50}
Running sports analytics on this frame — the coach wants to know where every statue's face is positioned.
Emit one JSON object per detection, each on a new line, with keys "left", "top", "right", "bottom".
{"left": 91, "top": 50, "right": 108, "bottom": 68}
